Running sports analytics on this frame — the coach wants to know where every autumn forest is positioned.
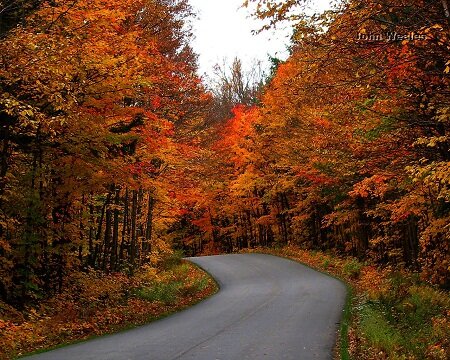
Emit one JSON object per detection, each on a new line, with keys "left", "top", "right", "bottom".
{"left": 0, "top": 0, "right": 449, "bottom": 359}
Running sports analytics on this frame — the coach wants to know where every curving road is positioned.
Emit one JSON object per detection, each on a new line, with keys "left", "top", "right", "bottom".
{"left": 24, "top": 254, "right": 347, "bottom": 360}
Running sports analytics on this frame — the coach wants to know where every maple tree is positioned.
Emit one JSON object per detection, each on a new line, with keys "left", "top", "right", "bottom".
{"left": 0, "top": 0, "right": 209, "bottom": 305}
{"left": 0, "top": 0, "right": 448, "bottom": 330}
{"left": 174, "top": 0, "right": 449, "bottom": 287}
{"left": 0, "top": 0, "right": 449, "bottom": 358}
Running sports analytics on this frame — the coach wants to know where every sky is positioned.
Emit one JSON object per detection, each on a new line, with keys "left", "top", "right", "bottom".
{"left": 188, "top": 0, "right": 332, "bottom": 77}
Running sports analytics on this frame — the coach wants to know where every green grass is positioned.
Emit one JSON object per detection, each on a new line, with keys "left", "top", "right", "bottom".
{"left": 160, "top": 250, "right": 184, "bottom": 270}
{"left": 342, "top": 259, "right": 363, "bottom": 279}
{"left": 183, "top": 277, "right": 209, "bottom": 294}
{"left": 359, "top": 303, "right": 403, "bottom": 354}
{"left": 321, "top": 258, "right": 331, "bottom": 269}
{"left": 132, "top": 261, "right": 216, "bottom": 305}
{"left": 358, "top": 276, "right": 450, "bottom": 358}
{"left": 339, "top": 286, "right": 352, "bottom": 360}
{"left": 133, "top": 281, "right": 183, "bottom": 305}
{"left": 172, "top": 262, "right": 190, "bottom": 277}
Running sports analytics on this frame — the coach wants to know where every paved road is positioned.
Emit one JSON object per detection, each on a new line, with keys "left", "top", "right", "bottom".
{"left": 25, "top": 254, "right": 347, "bottom": 360}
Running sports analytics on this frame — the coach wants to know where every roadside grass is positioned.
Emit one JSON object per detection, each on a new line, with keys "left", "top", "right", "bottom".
{"left": 132, "top": 262, "right": 211, "bottom": 305}
{"left": 0, "top": 255, "right": 218, "bottom": 360}
{"left": 359, "top": 278, "right": 450, "bottom": 359}
{"left": 339, "top": 285, "right": 352, "bottom": 360}
{"left": 133, "top": 281, "right": 184, "bottom": 305}
{"left": 358, "top": 304, "right": 403, "bottom": 354}
{"left": 246, "top": 246, "right": 450, "bottom": 360}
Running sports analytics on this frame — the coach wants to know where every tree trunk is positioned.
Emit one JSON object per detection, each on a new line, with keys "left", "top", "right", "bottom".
{"left": 88, "top": 199, "right": 94, "bottom": 267}
{"left": 0, "top": 123, "right": 10, "bottom": 223}
{"left": 120, "top": 187, "right": 129, "bottom": 265}
{"left": 78, "top": 195, "right": 85, "bottom": 266}
{"left": 110, "top": 187, "right": 120, "bottom": 271}
{"left": 102, "top": 201, "right": 112, "bottom": 271}
{"left": 130, "top": 189, "right": 138, "bottom": 273}
{"left": 143, "top": 193, "right": 154, "bottom": 260}
{"left": 136, "top": 188, "right": 144, "bottom": 264}
{"left": 94, "top": 191, "right": 112, "bottom": 268}
{"left": 442, "top": 0, "right": 450, "bottom": 18}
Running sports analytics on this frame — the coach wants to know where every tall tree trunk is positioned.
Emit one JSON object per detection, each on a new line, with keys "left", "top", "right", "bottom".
{"left": 442, "top": 0, "right": 450, "bottom": 18}
{"left": 0, "top": 123, "right": 10, "bottom": 223}
{"left": 130, "top": 189, "right": 138, "bottom": 273}
{"left": 240, "top": 212, "right": 248, "bottom": 248}
{"left": 356, "top": 197, "right": 369, "bottom": 258}
{"left": 246, "top": 210, "right": 255, "bottom": 247}
{"left": 88, "top": 198, "right": 94, "bottom": 267}
{"left": 78, "top": 194, "right": 85, "bottom": 266}
{"left": 143, "top": 193, "right": 154, "bottom": 261}
{"left": 208, "top": 207, "right": 217, "bottom": 249}
{"left": 95, "top": 191, "right": 112, "bottom": 268}
{"left": 137, "top": 188, "right": 144, "bottom": 264}
{"left": 110, "top": 187, "right": 120, "bottom": 271}
{"left": 120, "top": 187, "right": 129, "bottom": 265}
{"left": 102, "top": 202, "right": 112, "bottom": 271}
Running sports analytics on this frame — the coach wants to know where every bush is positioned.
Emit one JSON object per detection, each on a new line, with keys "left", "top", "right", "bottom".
{"left": 159, "top": 250, "right": 184, "bottom": 270}
{"left": 181, "top": 277, "right": 209, "bottom": 296}
{"left": 133, "top": 282, "right": 183, "bottom": 305}
{"left": 343, "top": 259, "right": 363, "bottom": 279}
{"left": 322, "top": 258, "right": 331, "bottom": 269}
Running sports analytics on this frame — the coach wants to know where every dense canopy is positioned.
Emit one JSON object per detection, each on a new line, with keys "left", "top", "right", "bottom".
{"left": 0, "top": 0, "right": 448, "bottom": 322}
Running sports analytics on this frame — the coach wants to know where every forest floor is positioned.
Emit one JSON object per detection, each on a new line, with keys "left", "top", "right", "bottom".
{"left": 0, "top": 256, "right": 218, "bottom": 360}
{"left": 244, "top": 246, "right": 450, "bottom": 360}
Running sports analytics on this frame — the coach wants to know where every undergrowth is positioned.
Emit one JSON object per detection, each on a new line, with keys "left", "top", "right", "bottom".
{"left": 0, "top": 254, "right": 218, "bottom": 360}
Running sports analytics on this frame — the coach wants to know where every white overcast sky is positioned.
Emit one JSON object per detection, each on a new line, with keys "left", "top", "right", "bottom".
{"left": 188, "top": 0, "right": 332, "bottom": 77}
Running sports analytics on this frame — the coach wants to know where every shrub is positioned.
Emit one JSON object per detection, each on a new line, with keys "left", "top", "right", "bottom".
{"left": 343, "top": 259, "right": 363, "bottom": 279}
{"left": 159, "top": 250, "right": 184, "bottom": 270}
{"left": 133, "top": 282, "right": 183, "bottom": 305}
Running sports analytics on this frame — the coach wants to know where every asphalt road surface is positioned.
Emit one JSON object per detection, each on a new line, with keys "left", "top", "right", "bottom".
{"left": 25, "top": 254, "right": 347, "bottom": 360}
